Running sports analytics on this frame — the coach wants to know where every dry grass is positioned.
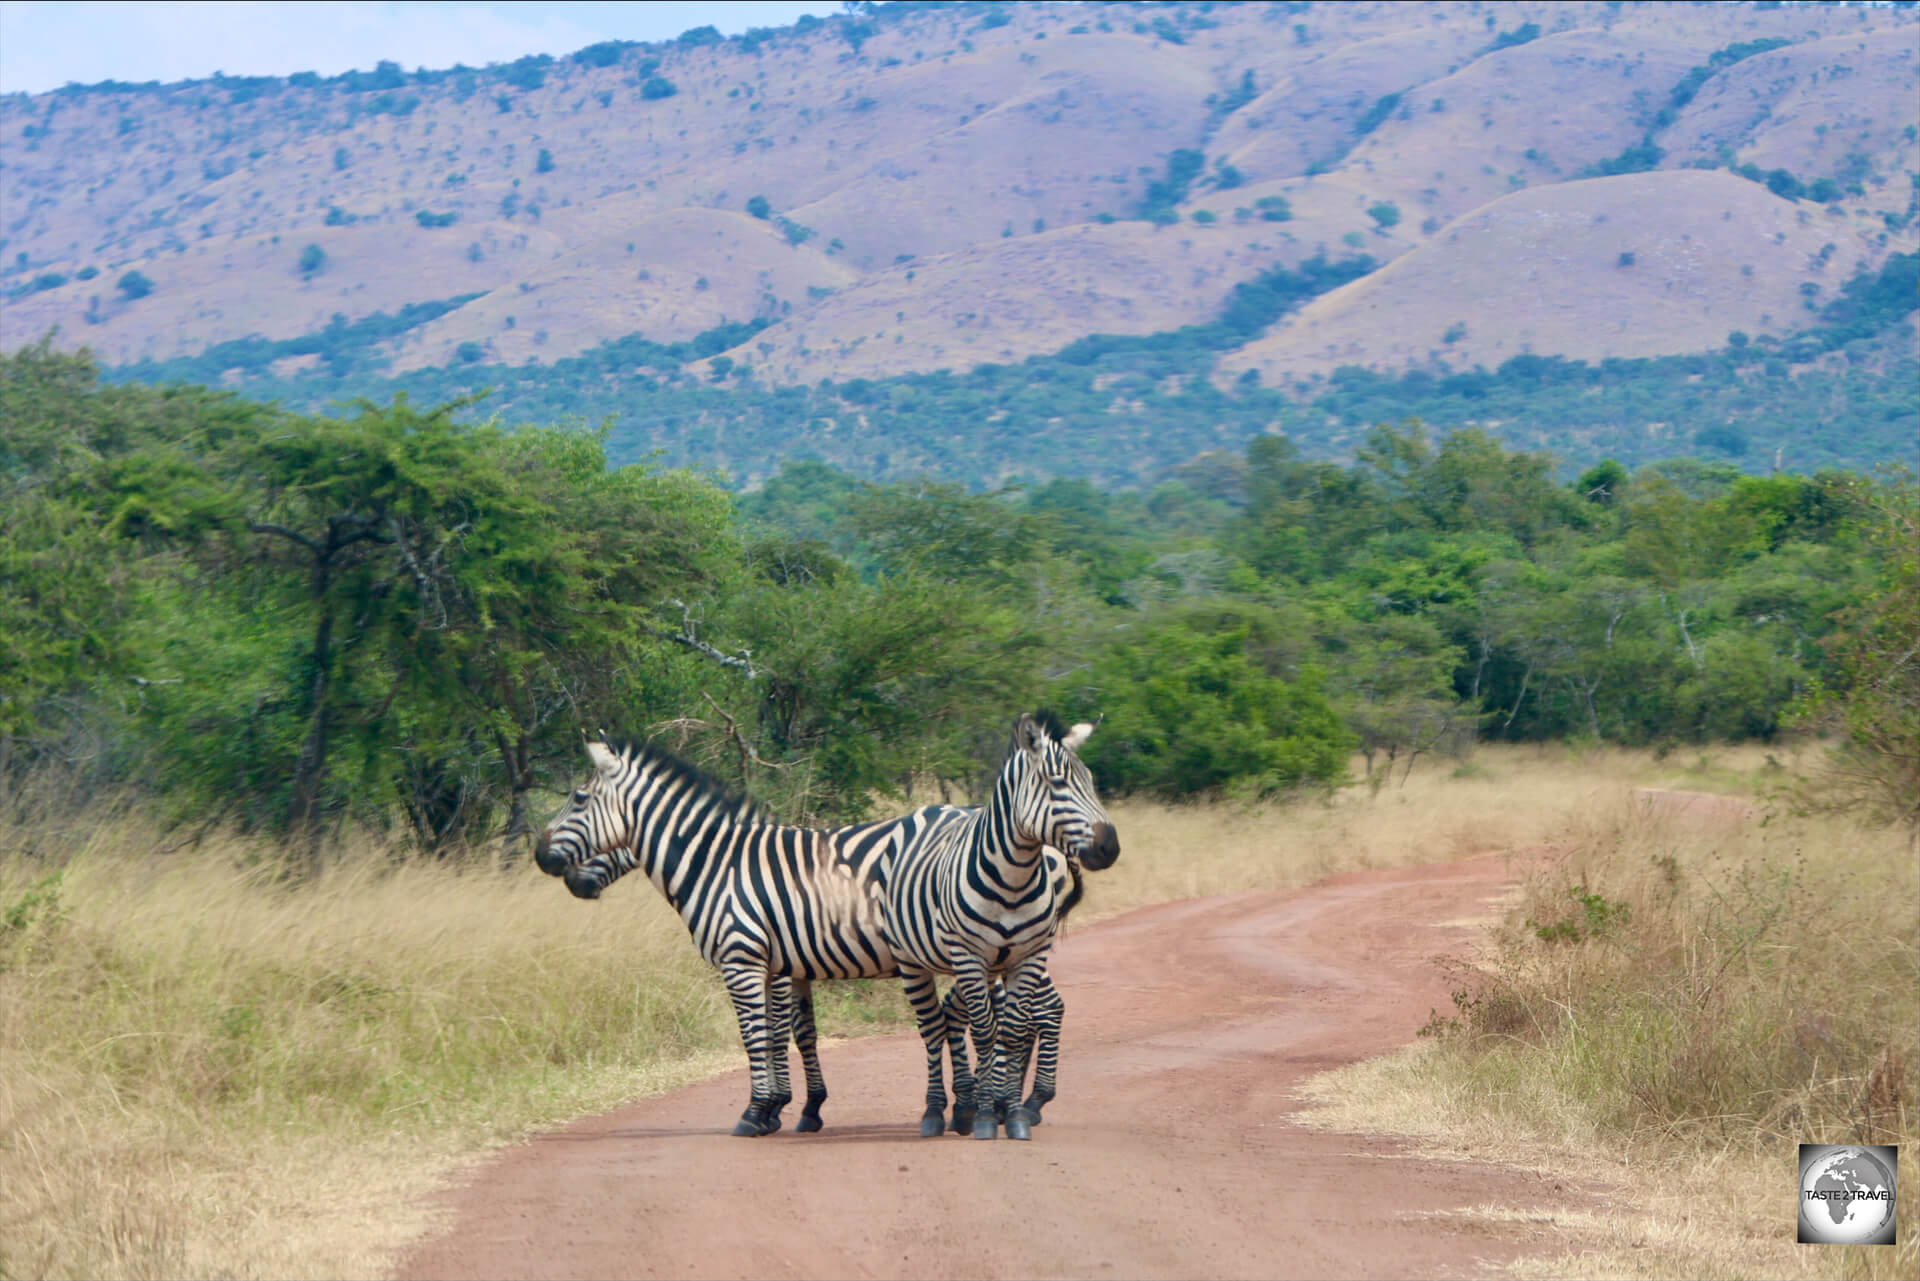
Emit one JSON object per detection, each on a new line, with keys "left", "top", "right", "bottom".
{"left": 0, "top": 741, "right": 1850, "bottom": 1278}
{"left": 1076, "top": 741, "right": 1798, "bottom": 921}
{"left": 1296, "top": 754, "right": 1918, "bottom": 1281}
{"left": 0, "top": 792, "right": 858, "bottom": 1279}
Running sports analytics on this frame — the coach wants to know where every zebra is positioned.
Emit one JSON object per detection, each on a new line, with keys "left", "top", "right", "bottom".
{"left": 940, "top": 851, "right": 1086, "bottom": 1129}
{"left": 766, "top": 849, "right": 1087, "bottom": 1137}
{"left": 534, "top": 737, "right": 958, "bottom": 1136}
{"left": 883, "top": 711, "right": 1119, "bottom": 1141}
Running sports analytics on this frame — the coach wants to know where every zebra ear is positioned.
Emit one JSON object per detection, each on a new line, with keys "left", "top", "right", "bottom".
{"left": 1013, "top": 713, "right": 1048, "bottom": 755}
{"left": 1063, "top": 721, "right": 1094, "bottom": 752}
{"left": 585, "top": 740, "right": 618, "bottom": 773}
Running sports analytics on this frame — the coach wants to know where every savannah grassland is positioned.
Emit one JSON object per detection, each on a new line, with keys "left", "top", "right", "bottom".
{"left": 4, "top": 743, "right": 1911, "bottom": 1280}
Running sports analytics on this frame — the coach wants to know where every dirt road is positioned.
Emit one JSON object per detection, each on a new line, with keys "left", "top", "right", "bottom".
{"left": 400, "top": 854, "right": 1579, "bottom": 1280}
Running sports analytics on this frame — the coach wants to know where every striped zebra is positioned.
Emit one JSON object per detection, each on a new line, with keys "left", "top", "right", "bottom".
{"left": 935, "top": 852, "right": 1084, "bottom": 1132}
{"left": 534, "top": 738, "right": 957, "bottom": 1136}
{"left": 884, "top": 711, "right": 1119, "bottom": 1140}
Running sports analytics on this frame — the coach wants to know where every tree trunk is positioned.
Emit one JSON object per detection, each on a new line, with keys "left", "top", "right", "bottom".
{"left": 289, "top": 600, "right": 334, "bottom": 871}
{"left": 496, "top": 728, "right": 534, "bottom": 862}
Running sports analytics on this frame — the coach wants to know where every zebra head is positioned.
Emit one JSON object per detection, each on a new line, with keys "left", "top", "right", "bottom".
{"left": 1003, "top": 711, "right": 1121, "bottom": 871}
{"left": 534, "top": 739, "right": 641, "bottom": 900}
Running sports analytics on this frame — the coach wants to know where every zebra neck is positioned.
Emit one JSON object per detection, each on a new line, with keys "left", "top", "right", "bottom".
{"left": 626, "top": 787, "right": 755, "bottom": 901}
{"left": 975, "top": 782, "right": 1047, "bottom": 886}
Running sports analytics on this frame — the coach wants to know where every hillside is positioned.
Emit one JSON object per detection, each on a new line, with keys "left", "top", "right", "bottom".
{"left": 1, "top": 0, "right": 1915, "bottom": 484}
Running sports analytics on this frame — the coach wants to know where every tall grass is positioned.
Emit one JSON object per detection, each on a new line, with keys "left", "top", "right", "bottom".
{"left": 1302, "top": 763, "right": 1918, "bottom": 1280}
{"left": 0, "top": 743, "right": 1836, "bottom": 1278}
{"left": 0, "top": 777, "right": 904, "bottom": 1280}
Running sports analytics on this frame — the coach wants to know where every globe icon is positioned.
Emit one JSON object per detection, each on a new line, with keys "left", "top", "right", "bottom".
{"left": 1800, "top": 1147, "right": 1896, "bottom": 1244}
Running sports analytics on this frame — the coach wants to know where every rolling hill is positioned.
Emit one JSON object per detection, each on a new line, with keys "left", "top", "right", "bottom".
{"left": 1, "top": 0, "right": 1914, "bottom": 485}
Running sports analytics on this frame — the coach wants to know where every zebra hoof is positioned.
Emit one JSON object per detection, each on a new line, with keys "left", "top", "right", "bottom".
{"left": 1022, "top": 1095, "right": 1050, "bottom": 1125}
{"left": 971, "top": 1112, "right": 998, "bottom": 1140}
{"left": 1004, "top": 1107, "right": 1036, "bottom": 1141}
{"left": 950, "top": 1106, "right": 976, "bottom": 1135}
{"left": 796, "top": 1115, "right": 824, "bottom": 1133}
{"left": 919, "top": 1110, "right": 945, "bottom": 1139}
{"left": 731, "top": 1118, "right": 765, "bottom": 1137}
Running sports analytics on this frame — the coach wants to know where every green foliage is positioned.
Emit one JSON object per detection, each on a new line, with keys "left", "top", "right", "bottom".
{"left": 1060, "top": 616, "right": 1350, "bottom": 799}
{"left": 116, "top": 270, "right": 153, "bottom": 300}
{"left": 640, "top": 76, "right": 678, "bottom": 101}
{"left": 1137, "top": 148, "right": 1206, "bottom": 222}
{"left": 1585, "top": 137, "right": 1664, "bottom": 178}
{"left": 1487, "top": 23, "right": 1540, "bottom": 51}
{"left": 112, "top": 294, "right": 484, "bottom": 384}
{"left": 1353, "top": 92, "right": 1402, "bottom": 137}
{"left": 415, "top": 210, "right": 457, "bottom": 229}
{"left": 535, "top": 148, "right": 554, "bottom": 174}
{"left": 1529, "top": 885, "right": 1631, "bottom": 943}
{"left": 1367, "top": 201, "right": 1401, "bottom": 230}
{"left": 571, "top": 40, "right": 631, "bottom": 68}
{"left": 297, "top": 244, "right": 326, "bottom": 277}
{"left": 746, "top": 194, "right": 771, "bottom": 220}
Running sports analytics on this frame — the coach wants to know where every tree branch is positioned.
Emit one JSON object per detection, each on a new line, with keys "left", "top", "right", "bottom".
{"left": 247, "top": 521, "right": 321, "bottom": 553}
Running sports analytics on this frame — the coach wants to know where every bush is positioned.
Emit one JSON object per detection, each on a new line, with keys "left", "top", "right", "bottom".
{"left": 116, "top": 270, "right": 153, "bottom": 300}
{"left": 1061, "top": 618, "right": 1351, "bottom": 799}
{"left": 415, "top": 211, "right": 457, "bottom": 229}
{"left": 640, "top": 76, "right": 678, "bottom": 101}
{"left": 297, "top": 244, "right": 326, "bottom": 277}
{"left": 535, "top": 148, "right": 554, "bottom": 174}
{"left": 1367, "top": 201, "right": 1401, "bottom": 230}
{"left": 746, "top": 194, "right": 771, "bottom": 220}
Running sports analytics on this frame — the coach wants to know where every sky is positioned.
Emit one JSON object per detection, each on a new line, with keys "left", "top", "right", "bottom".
{"left": 0, "top": 1, "right": 847, "bottom": 96}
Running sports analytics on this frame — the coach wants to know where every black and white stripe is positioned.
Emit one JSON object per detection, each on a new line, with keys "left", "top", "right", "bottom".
{"left": 534, "top": 738, "right": 954, "bottom": 1136}
{"left": 883, "top": 712, "right": 1119, "bottom": 1140}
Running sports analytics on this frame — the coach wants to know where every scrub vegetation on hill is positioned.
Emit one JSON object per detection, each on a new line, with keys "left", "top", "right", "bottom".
{"left": 101, "top": 251, "right": 1920, "bottom": 489}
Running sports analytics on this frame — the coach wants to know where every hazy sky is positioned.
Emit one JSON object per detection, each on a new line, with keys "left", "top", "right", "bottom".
{"left": 0, "top": 1, "right": 846, "bottom": 96}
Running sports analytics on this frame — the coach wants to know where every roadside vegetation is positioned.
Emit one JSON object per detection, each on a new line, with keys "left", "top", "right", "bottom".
{"left": 1301, "top": 753, "right": 1917, "bottom": 1280}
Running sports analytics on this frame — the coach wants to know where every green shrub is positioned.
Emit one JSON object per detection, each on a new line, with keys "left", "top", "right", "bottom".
{"left": 116, "top": 270, "right": 153, "bottom": 300}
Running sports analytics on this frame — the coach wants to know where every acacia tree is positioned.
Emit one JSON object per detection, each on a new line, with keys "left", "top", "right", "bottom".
{"left": 405, "top": 424, "right": 738, "bottom": 845}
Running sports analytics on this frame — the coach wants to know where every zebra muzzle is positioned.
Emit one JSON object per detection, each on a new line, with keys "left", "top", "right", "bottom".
{"left": 1079, "top": 822, "right": 1121, "bottom": 870}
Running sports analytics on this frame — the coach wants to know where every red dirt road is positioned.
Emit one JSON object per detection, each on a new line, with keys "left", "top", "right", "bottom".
{"left": 400, "top": 855, "right": 1579, "bottom": 1281}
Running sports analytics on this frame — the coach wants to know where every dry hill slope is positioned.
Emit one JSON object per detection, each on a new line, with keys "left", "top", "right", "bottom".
{"left": 0, "top": 1, "right": 1914, "bottom": 385}
{"left": 1218, "top": 169, "right": 1878, "bottom": 384}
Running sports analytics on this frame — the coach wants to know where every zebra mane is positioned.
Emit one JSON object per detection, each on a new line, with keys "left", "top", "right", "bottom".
{"left": 1056, "top": 856, "right": 1086, "bottom": 930}
{"left": 1030, "top": 709, "right": 1070, "bottom": 743}
{"left": 601, "top": 736, "right": 766, "bottom": 823}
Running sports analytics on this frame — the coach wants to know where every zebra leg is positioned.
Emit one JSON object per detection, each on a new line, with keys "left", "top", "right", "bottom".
{"left": 941, "top": 983, "right": 980, "bottom": 1135}
{"left": 1000, "top": 961, "right": 1050, "bottom": 1141}
{"left": 950, "top": 960, "right": 1000, "bottom": 1140}
{"left": 901, "top": 968, "right": 949, "bottom": 1138}
{"left": 790, "top": 980, "right": 828, "bottom": 1133}
{"left": 764, "top": 976, "right": 794, "bottom": 1133}
{"left": 1022, "top": 978, "right": 1065, "bottom": 1125}
{"left": 721, "top": 963, "right": 781, "bottom": 1137}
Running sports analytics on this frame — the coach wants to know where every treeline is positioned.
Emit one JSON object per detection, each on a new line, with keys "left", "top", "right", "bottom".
{"left": 103, "top": 255, "right": 1919, "bottom": 490}
{"left": 8, "top": 339, "right": 1914, "bottom": 854}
